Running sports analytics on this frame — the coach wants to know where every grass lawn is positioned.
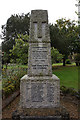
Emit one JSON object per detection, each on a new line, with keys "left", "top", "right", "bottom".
{"left": 53, "top": 66, "right": 78, "bottom": 91}
{"left": 52, "top": 62, "right": 76, "bottom": 66}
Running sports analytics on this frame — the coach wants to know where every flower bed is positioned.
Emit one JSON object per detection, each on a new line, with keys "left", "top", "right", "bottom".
{"left": 2, "top": 66, "right": 27, "bottom": 99}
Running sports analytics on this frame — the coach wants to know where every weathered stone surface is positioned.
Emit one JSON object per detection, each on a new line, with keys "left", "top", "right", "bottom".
{"left": 29, "top": 10, "right": 50, "bottom": 43}
{"left": 20, "top": 116, "right": 62, "bottom": 120}
{"left": 28, "top": 10, "right": 52, "bottom": 77}
{"left": 12, "top": 107, "right": 70, "bottom": 120}
{"left": 28, "top": 43, "right": 52, "bottom": 76}
{"left": 20, "top": 10, "right": 60, "bottom": 108}
{"left": 20, "top": 75, "right": 60, "bottom": 108}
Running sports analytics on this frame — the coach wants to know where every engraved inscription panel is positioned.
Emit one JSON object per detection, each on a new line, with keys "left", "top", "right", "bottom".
{"left": 32, "top": 47, "right": 47, "bottom": 60}
{"left": 47, "top": 83, "right": 54, "bottom": 102}
{"left": 30, "top": 43, "right": 51, "bottom": 75}
{"left": 31, "top": 83, "right": 43, "bottom": 102}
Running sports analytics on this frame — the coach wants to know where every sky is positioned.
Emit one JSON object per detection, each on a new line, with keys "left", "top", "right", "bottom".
{"left": 0, "top": 0, "right": 78, "bottom": 45}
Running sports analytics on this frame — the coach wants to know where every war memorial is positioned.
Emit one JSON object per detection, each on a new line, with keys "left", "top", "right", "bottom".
{"left": 12, "top": 10, "right": 70, "bottom": 120}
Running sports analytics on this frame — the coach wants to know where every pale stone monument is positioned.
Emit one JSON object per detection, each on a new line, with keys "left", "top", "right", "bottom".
{"left": 20, "top": 10, "right": 60, "bottom": 108}
{"left": 12, "top": 10, "right": 70, "bottom": 120}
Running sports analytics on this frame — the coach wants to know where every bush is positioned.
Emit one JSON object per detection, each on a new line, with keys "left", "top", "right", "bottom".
{"left": 3, "top": 84, "right": 15, "bottom": 98}
{"left": 74, "top": 54, "right": 80, "bottom": 66}
{"left": 51, "top": 47, "right": 63, "bottom": 64}
{"left": 74, "top": 54, "right": 80, "bottom": 61}
{"left": 60, "top": 86, "right": 77, "bottom": 96}
{"left": 60, "top": 86, "right": 69, "bottom": 94}
{"left": 65, "top": 59, "right": 71, "bottom": 64}
{"left": 2, "top": 67, "right": 27, "bottom": 98}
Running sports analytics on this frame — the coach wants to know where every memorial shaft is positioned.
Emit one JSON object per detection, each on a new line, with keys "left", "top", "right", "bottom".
{"left": 28, "top": 10, "right": 52, "bottom": 77}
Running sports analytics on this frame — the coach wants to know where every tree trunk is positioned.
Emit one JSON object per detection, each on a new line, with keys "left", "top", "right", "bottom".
{"left": 63, "top": 57, "right": 66, "bottom": 66}
{"left": 76, "top": 62, "right": 78, "bottom": 66}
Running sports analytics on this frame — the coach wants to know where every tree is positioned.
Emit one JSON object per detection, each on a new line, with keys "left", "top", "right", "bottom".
{"left": 10, "top": 34, "right": 29, "bottom": 65}
{"left": 74, "top": 53, "right": 80, "bottom": 66}
{"left": 73, "top": 25, "right": 80, "bottom": 53}
{"left": 51, "top": 47, "right": 63, "bottom": 64}
{"left": 50, "top": 18, "right": 77, "bottom": 66}
{"left": 2, "top": 13, "right": 30, "bottom": 62}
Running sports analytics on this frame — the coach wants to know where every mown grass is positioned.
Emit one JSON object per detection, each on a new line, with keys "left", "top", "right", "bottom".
{"left": 52, "top": 62, "right": 76, "bottom": 66}
{"left": 53, "top": 66, "right": 78, "bottom": 90}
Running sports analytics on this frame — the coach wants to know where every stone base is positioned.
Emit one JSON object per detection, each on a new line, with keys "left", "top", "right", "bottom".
{"left": 12, "top": 106, "right": 70, "bottom": 120}
{"left": 20, "top": 74, "right": 60, "bottom": 108}
{"left": 16, "top": 116, "right": 62, "bottom": 120}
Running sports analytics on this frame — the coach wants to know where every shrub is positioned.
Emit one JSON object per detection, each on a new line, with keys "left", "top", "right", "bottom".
{"left": 74, "top": 54, "right": 80, "bottom": 61}
{"left": 51, "top": 47, "right": 63, "bottom": 64}
{"left": 60, "top": 86, "right": 69, "bottom": 94}
{"left": 65, "top": 59, "right": 71, "bottom": 64}
{"left": 74, "top": 54, "right": 80, "bottom": 66}
{"left": 3, "top": 84, "right": 15, "bottom": 98}
{"left": 60, "top": 86, "right": 77, "bottom": 96}
{"left": 2, "top": 67, "right": 27, "bottom": 98}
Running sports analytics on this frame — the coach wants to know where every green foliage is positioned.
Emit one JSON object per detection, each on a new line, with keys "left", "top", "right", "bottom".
{"left": 74, "top": 53, "right": 80, "bottom": 66}
{"left": 9, "top": 34, "right": 29, "bottom": 64}
{"left": 50, "top": 18, "right": 77, "bottom": 66}
{"left": 73, "top": 26, "right": 80, "bottom": 53}
{"left": 51, "top": 47, "right": 63, "bottom": 64}
{"left": 74, "top": 53, "right": 80, "bottom": 62}
{"left": 2, "top": 13, "right": 30, "bottom": 63}
{"left": 2, "top": 52, "right": 9, "bottom": 64}
{"left": 65, "top": 59, "right": 71, "bottom": 64}
{"left": 2, "top": 66, "right": 27, "bottom": 98}
{"left": 60, "top": 86, "right": 77, "bottom": 95}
